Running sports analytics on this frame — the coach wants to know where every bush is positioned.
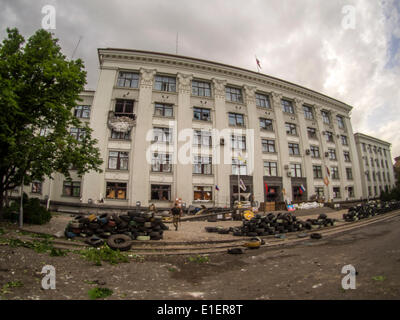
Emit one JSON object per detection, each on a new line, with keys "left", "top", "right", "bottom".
{"left": 2, "top": 193, "right": 51, "bottom": 225}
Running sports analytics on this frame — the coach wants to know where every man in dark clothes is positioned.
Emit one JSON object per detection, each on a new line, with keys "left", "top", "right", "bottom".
{"left": 171, "top": 203, "right": 182, "bottom": 231}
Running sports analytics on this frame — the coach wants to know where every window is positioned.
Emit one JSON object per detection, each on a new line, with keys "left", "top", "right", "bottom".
{"left": 108, "top": 151, "right": 129, "bottom": 170}
{"left": 307, "top": 127, "right": 317, "bottom": 139}
{"left": 343, "top": 151, "right": 351, "bottom": 162}
{"left": 260, "top": 118, "right": 273, "bottom": 131}
{"left": 74, "top": 105, "right": 91, "bottom": 119}
{"left": 154, "top": 75, "right": 176, "bottom": 92}
{"left": 333, "top": 187, "right": 341, "bottom": 199}
{"left": 383, "top": 172, "right": 386, "bottom": 182}
{"left": 117, "top": 71, "right": 139, "bottom": 88}
{"left": 346, "top": 168, "right": 353, "bottom": 180}
{"left": 106, "top": 182, "right": 127, "bottom": 200}
{"left": 115, "top": 99, "right": 134, "bottom": 118}
{"left": 151, "top": 184, "right": 171, "bottom": 201}
{"left": 31, "top": 181, "right": 42, "bottom": 194}
{"left": 226, "top": 86, "right": 243, "bottom": 102}
{"left": 313, "top": 165, "right": 323, "bottom": 179}
{"left": 288, "top": 143, "right": 300, "bottom": 156}
{"left": 341, "top": 135, "right": 348, "bottom": 146}
{"left": 193, "top": 156, "right": 212, "bottom": 174}
{"left": 387, "top": 172, "right": 390, "bottom": 183}
{"left": 331, "top": 167, "right": 339, "bottom": 179}
{"left": 285, "top": 123, "right": 297, "bottom": 135}
{"left": 63, "top": 181, "right": 81, "bottom": 197}
{"left": 231, "top": 135, "right": 246, "bottom": 150}
{"left": 366, "top": 171, "right": 370, "bottom": 181}
{"left": 377, "top": 172, "right": 381, "bottom": 182}
{"left": 385, "top": 160, "right": 388, "bottom": 168}
{"left": 364, "top": 157, "right": 369, "bottom": 166}
{"left": 348, "top": 186, "right": 354, "bottom": 198}
{"left": 193, "top": 107, "right": 211, "bottom": 121}
{"left": 192, "top": 80, "right": 211, "bottom": 97}
{"left": 303, "top": 105, "right": 314, "bottom": 120}
{"left": 368, "top": 186, "right": 372, "bottom": 196}
{"left": 281, "top": 99, "right": 294, "bottom": 113}
{"left": 324, "top": 131, "right": 334, "bottom": 143}
{"left": 154, "top": 103, "right": 173, "bottom": 117}
{"left": 370, "top": 157, "right": 374, "bottom": 167}
{"left": 256, "top": 93, "right": 271, "bottom": 108}
{"left": 362, "top": 143, "right": 366, "bottom": 152}
{"left": 381, "top": 159, "right": 384, "bottom": 168}
{"left": 152, "top": 127, "right": 172, "bottom": 143}
{"left": 310, "top": 145, "right": 320, "bottom": 158}
{"left": 151, "top": 153, "right": 172, "bottom": 173}
{"left": 194, "top": 130, "right": 212, "bottom": 147}
{"left": 374, "top": 186, "right": 377, "bottom": 196}
{"left": 264, "top": 161, "right": 277, "bottom": 177}
{"left": 375, "top": 159, "right": 379, "bottom": 168}
{"left": 321, "top": 110, "right": 330, "bottom": 124}
{"left": 70, "top": 127, "right": 86, "bottom": 141}
{"left": 328, "top": 148, "right": 337, "bottom": 160}
{"left": 337, "top": 115, "right": 345, "bottom": 129}
{"left": 372, "top": 171, "right": 376, "bottom": 182}
{"left": 293, "top": 186, "right": 303, "bottom": 201}
{"left": 262, "top": 139, "right": 276, "bottom": 153}
{"left": 111, "top": 129, "right": 130, "bottom": 140}
{"left": 232, "top": 158, "right": 247, "bottom": 175}
{"left": 193, "top": 186, "right": 212, "bottom": 201}
{"left": 290, "top": 163, "right": 302, "bottom": 177}
{"left": 228, "top": 113, "right": 245, "bottom": 126}
{"left": 315, "top": 187, "right": 324, "bottom": 199}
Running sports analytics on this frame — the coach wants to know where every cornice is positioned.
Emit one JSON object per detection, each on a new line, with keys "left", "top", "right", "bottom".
{"left": 98, "top": 48, "right": 353, "bottom": 114}
{"left": 354, "top": 133, "right": 392, "bottom": 147}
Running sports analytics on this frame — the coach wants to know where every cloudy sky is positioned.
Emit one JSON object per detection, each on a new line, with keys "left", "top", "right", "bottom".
{"left": 1, "top": 0, "right": 400, "bottom": 160}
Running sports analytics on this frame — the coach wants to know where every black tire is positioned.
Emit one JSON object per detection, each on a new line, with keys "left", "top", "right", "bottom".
{"left": 205, "top": 227, "right": 217, "bottom": 233}
{"left": 233, "top": 231, "right": 243, "bottom": 236}
{"left": 310, "top": 233, "right": 322, "bottom": 240}
{"left": 160, "top": 223, "right": 169, "bottom": 230}
{"left": 318, "top": 213, "right": 327, "bottom": 220}
{"left": 119, "top": 215, "right": 131, "bottom": 222}
{"left": 247, "top": 232, "right": 257, "bottom": 237}
{"left": 218, "top": 229, "right": 230, "bottom": 234}
{"left": 133, "top": 217, "right": 146, "bottom": 223}
{"left": 227, "top": 248, "right": 243, "bottom": 254}
{"left": 107, "top": 234, "right": 132, "bottom": 251}
{"left": 149, "top": 231, "right": 160, "bottom": 238}
{"left": 85, "top": 236, "right": 104, "bottom": 247}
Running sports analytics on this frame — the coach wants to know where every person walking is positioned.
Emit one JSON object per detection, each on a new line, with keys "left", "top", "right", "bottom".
{"left": 171, "top": 203, "right": 182, "bottom": 231}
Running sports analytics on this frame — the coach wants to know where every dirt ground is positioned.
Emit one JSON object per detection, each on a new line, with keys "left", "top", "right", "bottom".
{"left": 1, "top": 211, "right": 400, "bottom": 300}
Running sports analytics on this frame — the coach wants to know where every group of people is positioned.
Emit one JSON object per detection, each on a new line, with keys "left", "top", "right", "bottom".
{"left": 148, "top": 202, "right": 182, "bottom": 231}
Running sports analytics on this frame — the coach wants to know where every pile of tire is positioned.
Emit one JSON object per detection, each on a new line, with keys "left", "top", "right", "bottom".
{"left": 343, "top": 200, "right": 400, "bottom": 222}
{"left": 205, "top": 212, "right": 336, "bottom": 237}
{"left": 64, "top": 211, "right": 169, "bottom": 243}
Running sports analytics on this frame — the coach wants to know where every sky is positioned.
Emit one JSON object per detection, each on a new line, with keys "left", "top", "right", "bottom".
{"left": 1, "top": 0, "right": 399, "bottom": 161}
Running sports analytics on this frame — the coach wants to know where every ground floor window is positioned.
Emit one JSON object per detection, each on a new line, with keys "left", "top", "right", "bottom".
{"left": 292, "top": 186, "right": 303, "bottom": 201}
{"left": 265, "top": 186, "right": 280, "bottom": 202}
{"left": 315, "top": 187, "right": 324, "bottom": 199}
{"left": 193, "top": 186, "right": 212, "bottom": 201}
{"left": 333, "top": 187, "right": 341, "bottom": 199}
{"left": 106, "top": 182, "right": 127, "bottom": 200}
{"left": 63, "top": 181, "right": 81, "bottom": 197}
{"left": 31, "top": 181, "right": 42, "bottom": 194}
{"left": 151, "top": 184, "right": 171, "bottom": 201}
{"left": 348, "top": 186, "right": 354, "bottom": 198}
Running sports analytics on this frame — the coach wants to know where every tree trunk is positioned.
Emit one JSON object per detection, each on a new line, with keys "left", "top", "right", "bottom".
{"left": 0, "top": 190, "right": 4, "bottom": 221}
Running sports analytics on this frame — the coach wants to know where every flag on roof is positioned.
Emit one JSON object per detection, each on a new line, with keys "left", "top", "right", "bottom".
{"left": 255, "top": 56, "right": 262, "bottom": 69}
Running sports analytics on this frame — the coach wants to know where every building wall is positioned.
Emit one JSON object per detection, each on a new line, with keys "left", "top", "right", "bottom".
{"left": 22, "top": 49, "right": 376, "bottom": 208}
{"left": 354, "top": 133, "right": 396, "bottom": 198}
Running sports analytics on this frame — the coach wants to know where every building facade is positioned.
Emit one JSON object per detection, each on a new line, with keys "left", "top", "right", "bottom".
{"left": 354, "top": 133, "right": 396, "bottom": 198}
{"left": 22, "top": 49, "right": 397, "bottom": 209}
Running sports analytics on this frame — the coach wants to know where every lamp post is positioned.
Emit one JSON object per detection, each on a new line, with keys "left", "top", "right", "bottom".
{"left": 136, "top": 201, "right": 141, "bottom": 213}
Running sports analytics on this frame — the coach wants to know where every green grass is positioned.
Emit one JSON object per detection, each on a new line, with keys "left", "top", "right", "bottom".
{"left": 372, "top": 275, "right": 386, "bottom": 281}
{"left": 0, "top": 237, "right": 67, "bottom": 256}
{"left": 0, "top": 228, "right": 5, "bottom": 235}
{"left": 79, "top": 244, "right": 129, "bottom": 266}
{"left": 188, "top": 255, "right": 209, "bottom": 264}
{"left": 1, "top": 280, "right": 24, "bottom": 297}
{"left": 88, "top": 287, "right": 113, "bottom": 300}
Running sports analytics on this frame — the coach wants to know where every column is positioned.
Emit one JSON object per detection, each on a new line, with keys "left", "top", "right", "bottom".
{"left": 82, "top": 67, "right": 117, "bottom": 203}
{"left": 294, "top": 98, "right": 314, "bottom": 199}
{"left": 244, "top": 85, "right": 263, "bottom": 203}
{"left": 314, "top": 105, "right": 332, "bottom": 201}
{"left": 212, "top": 78, "right": 230, "bottom": 207}
{"left": 270, "top": 92, "right": 292, "bottom": 202}
{"left": 130, "top": 68, "right": 156, "bottom": 206}
{"left": 175, "top": 72, "right": 193, "bottom": 205}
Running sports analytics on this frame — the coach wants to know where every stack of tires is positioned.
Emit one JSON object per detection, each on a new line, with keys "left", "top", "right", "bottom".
{"left": 303, "top": 213, "right": 336, "bottom": 229}
{"left": 64, "top": 211, "right": 169, "bottom": 241}
{"left": 343, "top": 200, "right": 400, "bottom": 222}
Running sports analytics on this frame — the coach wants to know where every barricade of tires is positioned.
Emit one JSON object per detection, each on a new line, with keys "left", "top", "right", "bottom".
{"left": 343, "top": 200, "right": 400, "bottom": 222}
{"left": 205, "top": 212, "right": 336, "bottom": 237}
{"left": 64, "top": 211, "right": 169, "bottom": 248}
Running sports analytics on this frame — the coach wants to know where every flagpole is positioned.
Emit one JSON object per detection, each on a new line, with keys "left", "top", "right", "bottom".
{"left": 238, "top": 170, "right": 240, "bottom": 206}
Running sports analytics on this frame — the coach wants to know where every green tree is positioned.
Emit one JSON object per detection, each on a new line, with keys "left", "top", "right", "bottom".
{"left": 0, "top": 28, "right": 102, "bottom": 218}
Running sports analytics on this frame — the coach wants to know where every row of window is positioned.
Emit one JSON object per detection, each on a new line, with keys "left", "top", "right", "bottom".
{"left": 361, "top": 142, "right": 389, "bottom": 158}
{"left": 365, "top": 170, "right": 392, "bottom": 183}
{"left": 115, "top": 72, "right": 348, "bottom": 125}
{"left": 363, "top": 156, "right": 390, "bottom": 169}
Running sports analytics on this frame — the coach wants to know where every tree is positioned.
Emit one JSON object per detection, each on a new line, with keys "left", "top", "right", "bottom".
{"left": 0, "top": 28, "right": 103, "bottom": 218}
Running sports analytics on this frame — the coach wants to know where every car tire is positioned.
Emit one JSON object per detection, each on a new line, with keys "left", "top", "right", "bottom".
{"left": 107, "top": 234, "right": 132, "bottom": 251}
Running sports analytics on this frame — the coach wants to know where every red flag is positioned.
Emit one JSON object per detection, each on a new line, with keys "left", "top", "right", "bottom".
{"left": 299, "top": 186, "right": 303, "bottom": 195}
{"left": 256, "top": 57, "right": 262, "bottom": 69}
{"left": 264, "top": 182, "right": 268, "bottom": 194}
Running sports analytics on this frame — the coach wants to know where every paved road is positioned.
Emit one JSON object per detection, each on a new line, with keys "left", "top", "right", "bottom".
{"left": 1, "top": 213, "right": 399, "bottom": 300}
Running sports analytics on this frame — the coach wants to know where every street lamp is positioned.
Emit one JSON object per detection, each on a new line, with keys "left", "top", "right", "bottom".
{"left": 136, "top": 201, "right": 141, "bottom": 213}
